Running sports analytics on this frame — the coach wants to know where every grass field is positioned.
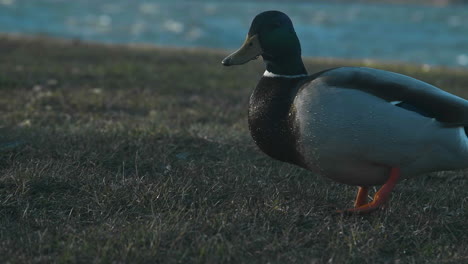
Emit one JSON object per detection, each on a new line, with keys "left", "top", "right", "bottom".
{"left": 0, "top": 35, "right": 467, "bottom": 263}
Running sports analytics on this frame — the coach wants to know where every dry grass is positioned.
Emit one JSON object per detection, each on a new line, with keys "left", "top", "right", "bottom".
{"left": 0, "top": 35, "right": 467, "bottom": 263}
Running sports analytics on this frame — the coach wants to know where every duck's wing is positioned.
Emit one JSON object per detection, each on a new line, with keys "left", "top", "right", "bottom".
{"left": 317, "top": 67, "right": 468, "bottom": 126}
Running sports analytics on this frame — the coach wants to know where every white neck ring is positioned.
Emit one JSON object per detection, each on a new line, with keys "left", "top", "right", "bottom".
{"left": 263, "top": 70, "right": 308, "bottom": 78}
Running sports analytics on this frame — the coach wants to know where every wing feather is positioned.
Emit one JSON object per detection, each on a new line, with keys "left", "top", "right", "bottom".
{"left": 318, "top": 67, "right": 468, "bottom": 125}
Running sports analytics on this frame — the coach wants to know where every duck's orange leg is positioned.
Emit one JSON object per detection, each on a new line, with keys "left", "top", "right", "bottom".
{"left": 354, "top": 186, "right": 369, "bottom": 207}
{"left": 340, "top": 167, "right": 401, "bottom": 214}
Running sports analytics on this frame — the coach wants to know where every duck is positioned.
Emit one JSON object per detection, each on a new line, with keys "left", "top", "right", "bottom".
{"left": 221, "top": 10, "right": 468, "bottom": 214}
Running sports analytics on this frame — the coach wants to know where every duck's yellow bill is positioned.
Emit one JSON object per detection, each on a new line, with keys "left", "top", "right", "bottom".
{"left": 222, "top": 34, "right": 262, "bottom": 66}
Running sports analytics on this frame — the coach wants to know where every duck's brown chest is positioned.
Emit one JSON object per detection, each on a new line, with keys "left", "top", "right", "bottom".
{"left": 248, "top": 77, "right": 305, "bottom": 166}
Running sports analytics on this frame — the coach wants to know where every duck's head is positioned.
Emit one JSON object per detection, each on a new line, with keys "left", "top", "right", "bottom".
{"left": 222, "top": 11, "right": 303, "bottom": 71}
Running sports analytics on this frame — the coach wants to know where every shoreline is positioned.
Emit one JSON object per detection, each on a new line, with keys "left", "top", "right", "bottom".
{"left": 2, "top": 32, "right": 467, "bottom": 73}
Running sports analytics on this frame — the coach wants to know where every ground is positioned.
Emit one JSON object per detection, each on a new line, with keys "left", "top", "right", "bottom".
{"left": 0, "top": 35, "right": 467, "bottom": 263}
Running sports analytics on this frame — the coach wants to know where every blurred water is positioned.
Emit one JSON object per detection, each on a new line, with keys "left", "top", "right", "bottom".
{"left": 0, "top": 0, "right": 467, "bottom": 67}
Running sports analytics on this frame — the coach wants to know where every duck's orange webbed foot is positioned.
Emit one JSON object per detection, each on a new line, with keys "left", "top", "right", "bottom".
{"left": 353, "top": 186, "right": 369, "bottom": 207}
{"left": 338, "top": 167, "right": 401, "bottom": 215}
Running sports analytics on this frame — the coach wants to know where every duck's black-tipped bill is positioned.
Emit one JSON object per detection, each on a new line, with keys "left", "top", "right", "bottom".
{"left": 221, "top": 34, "right": 262, "bottom": 66}
{"left": 222, "top": 57, "right": 232, "bottom": 66}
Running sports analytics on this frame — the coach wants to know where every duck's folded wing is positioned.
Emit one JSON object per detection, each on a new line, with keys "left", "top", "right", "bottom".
{"left": 319, "top": 67, "right": 468, "bottom": 125}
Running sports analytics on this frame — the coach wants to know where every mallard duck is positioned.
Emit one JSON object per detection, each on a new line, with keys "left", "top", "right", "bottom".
{"left": 222, "top": 10, "right": 468, "bottom": 213}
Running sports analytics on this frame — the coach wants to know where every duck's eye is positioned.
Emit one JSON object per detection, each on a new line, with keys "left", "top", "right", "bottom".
{"left": 272, "top": 22, "right": 281, "bottom": 28}
{"left": 249, "top": 42, "right": 253, "bottom": 47}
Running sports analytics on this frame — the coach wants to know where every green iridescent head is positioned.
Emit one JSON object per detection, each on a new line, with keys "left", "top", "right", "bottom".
{"left": 222, "top": 11, "right": 305, "bottom": 75}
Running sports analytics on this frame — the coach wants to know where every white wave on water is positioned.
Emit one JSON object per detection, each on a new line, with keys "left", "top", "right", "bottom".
{"left": 139, "top": 3, "right": 159, "bottom": 15}
{"left": 163, "top": 20, "right": 184, "bottom": 34}
{"left": 0, "top": 0, "right": 14, "bottom": 6}
{"left": 457, "top": 54, "right": 468, "bottom": 66}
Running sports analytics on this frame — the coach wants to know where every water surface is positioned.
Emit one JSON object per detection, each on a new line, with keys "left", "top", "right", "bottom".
{"left": 1, "top": 0, "right": 467, "bottom": 67}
